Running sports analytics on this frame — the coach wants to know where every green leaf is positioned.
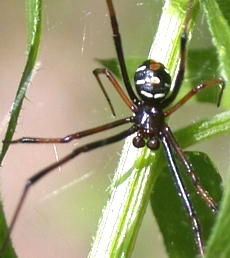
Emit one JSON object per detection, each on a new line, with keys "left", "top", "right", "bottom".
{"left": 201, "top": 0, "right": 230, "bottom": 109}
{"left": 151, "top": 151, "right": 223, "bottom": 258}
{"left": 0, "top": 0, "right": 42, "bottom": 257}
{"left": 205, "top": 169, "right": 230, "bottom": 258}
{"left": 96, "top": 57, "right": 144, "bottom": 83}
{"left": 0, "top": 201, "right": 17, "bottom": 258}
{"left": 174, "top": 110, "right": 230, "bottom": 149}
{"left": 215, "top": 0, "right": 230, "bottom": 26}
{"left": 0, "top": 0, "right": 42, "bottom": 165}
{"left": 195, "top": 2, "right": 230, "bottom": 257}
{"left": 185, "top": 47, "right": 224, "bottom": 105}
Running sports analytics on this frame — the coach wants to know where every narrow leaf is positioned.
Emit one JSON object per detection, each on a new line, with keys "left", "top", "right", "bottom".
{"left": 0, "top": 0, "right": 42, "bottom": 257}
{"left": 0, "top": 0, "right": 42, "bottom": 165}
{"left": 202, "top": 0, "right": 230, "bottom": 109}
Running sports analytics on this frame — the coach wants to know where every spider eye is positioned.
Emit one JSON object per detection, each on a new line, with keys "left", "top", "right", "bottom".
{"left": 134, "top": 59, "right": 171, "bottom": 101}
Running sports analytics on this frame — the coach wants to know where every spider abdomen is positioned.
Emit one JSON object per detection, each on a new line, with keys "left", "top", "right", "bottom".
{"left": 134, "top": 59, "right": 171, "bottom": 102}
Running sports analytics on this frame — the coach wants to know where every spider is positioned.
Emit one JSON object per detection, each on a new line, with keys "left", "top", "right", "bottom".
{"left": 1, "top": 0, "right": 225, "bottom": 256}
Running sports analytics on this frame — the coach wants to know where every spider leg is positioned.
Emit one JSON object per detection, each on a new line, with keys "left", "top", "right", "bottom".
{"left": 164, "top": 78, "right": 225, "bottom": 117}
{"left": 160, "top": 128, "right": 204, "bottom": 256}
{"left": 106, "top": 0, "right": 138, "bottom": 103}
{"left": 163, "top": 125, "right": 218, "bottom": 212}
{"left": 8, "top": 117, "right": 133, "bottom": 144}
{"left": 0, "top": 126, "right": 138, "bottom": 255}
{"left": 93, "top": 68, "right": 137, "bottom": 116}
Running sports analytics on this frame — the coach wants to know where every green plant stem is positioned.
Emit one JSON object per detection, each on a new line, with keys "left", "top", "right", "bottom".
{"left": 89, "top": 1, "right": 199, "bottom": 257}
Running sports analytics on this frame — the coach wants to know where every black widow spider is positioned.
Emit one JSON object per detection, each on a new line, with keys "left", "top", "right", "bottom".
{"left": 1, "top": 0, "right": 225, "bottom": 256}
